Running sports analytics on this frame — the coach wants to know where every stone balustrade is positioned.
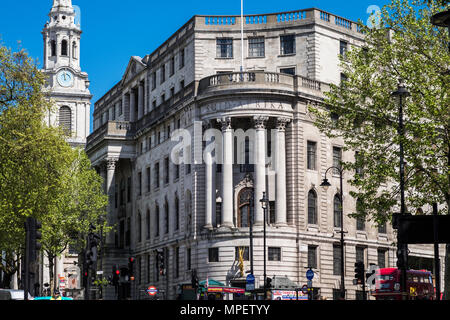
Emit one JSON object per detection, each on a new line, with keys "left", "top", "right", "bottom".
{"left": 196, "top": 8, "right": 364, "bottom": 34}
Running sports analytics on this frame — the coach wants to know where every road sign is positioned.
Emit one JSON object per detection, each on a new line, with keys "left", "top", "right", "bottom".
{"left": 147, "top": 286, "right": 158, "bottom": 296}
{"left": 306, "top": 269, "right": 314, "bottom": 280}
{"left": 307, "top": 280, "right": 312, "bottom": 288}
{"left": 246, "top": 274, "right": 255, "bottom": 284}
{"left": 397, "top": 215, "right": 450, "bottom": 244}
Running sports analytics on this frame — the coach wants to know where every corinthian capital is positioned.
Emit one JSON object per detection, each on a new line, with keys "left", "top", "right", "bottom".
{"left": 106, "top": 157, "right": 118, "bottom": 170}
{"left": 217, "top": 117, "right": 232, "bottom": 131}
{"left": 276, "top": 117, "right": 291, "bottom": 131}
{"left": 253, "top": 116, "right": 269, "bottom": 129}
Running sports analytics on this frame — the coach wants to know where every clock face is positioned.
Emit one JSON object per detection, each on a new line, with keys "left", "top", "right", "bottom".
{"left": 57, "top": 70, "right": 74, "bottom": 87}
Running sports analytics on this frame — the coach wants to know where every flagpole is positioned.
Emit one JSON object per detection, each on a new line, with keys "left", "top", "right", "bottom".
{"left": 241, "top": 0, "right": 244, "bottom": 72}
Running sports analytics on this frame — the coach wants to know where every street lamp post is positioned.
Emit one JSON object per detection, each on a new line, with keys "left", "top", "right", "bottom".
{"left": 391, "top": 80, "right": 410, "bottom": 300}
{"left": 260, "top": 192, "right": 269, "bottom": 300}
{"left": 320, "top": 167, "right": 345, "bottom": 300}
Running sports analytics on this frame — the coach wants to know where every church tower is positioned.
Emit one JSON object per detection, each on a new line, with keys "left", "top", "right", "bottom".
{"left": 42, "top": 0, "right": 92, "bottom": 147}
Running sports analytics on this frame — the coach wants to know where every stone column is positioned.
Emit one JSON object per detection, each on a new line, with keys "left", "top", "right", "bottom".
{"left": 253, "top": 116, "right": 268, "bottom": 226}
{"left": 105, "top": 158, "right": 118, "bottom": 246}
{"left": 204, "top": 148, "right": 214, "bottom": 230}
{"left": 138, "top": 83, "right": 144, "bottom": 120}
{"left": 144, "top": 76, "right": 149, "bottom": 114}
{"left": 275, "top": 118, "right": 290, "bottom": 226}
{"left": 218, "top": 117, "right": 233, "bottom": 228}
{"left": 130, "top": 89, "right": 136, "bottom": 122}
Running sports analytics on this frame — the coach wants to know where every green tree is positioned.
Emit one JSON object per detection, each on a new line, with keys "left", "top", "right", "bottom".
{"left": 310, "top": 0, "right": 449, "bottom": 298}
{"left": 0, "top": 45, "right": 109, "bottom": 290}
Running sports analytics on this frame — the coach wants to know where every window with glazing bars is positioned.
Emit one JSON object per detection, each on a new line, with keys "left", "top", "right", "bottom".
{"left": 217, "top": 38, "right": 233, "bottom": 58}
{"left": 248, "top": 37, "right": 265, "bottom": 57}
{"left": 280, "top": 34, "right": 296, "bottom": 55}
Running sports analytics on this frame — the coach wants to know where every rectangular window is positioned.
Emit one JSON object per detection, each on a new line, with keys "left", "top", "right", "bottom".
{"left": 308, "top": 246, "right": 317, "bottom": 269}
{"left": 138, "top": 172, "right": 142, "bottom": 196}
{"left": 235, "top": 247, "right": 250, "bottom": 261}
{"left": 155, "top": 205, "right": 159, "bottom": 237}
{"left": 217, "top": 38, "right": 233, "bottom": 58}
{"left": 333, "top": 147, "right": 342, "bottom": 175}
{"left": 307, "top": 141, "right": 317, "bottom": 170}
{"left": 378, "top": 249, "right": 387, "bottom": 268}
{"left": 155, "top": 162, "right": 160, "bottom": 188}
{"left": 340, "top": 40, "right": 348, "bottom": 57}
{"left": 268, "top": 247, "right": 281, "bottom": 261}
{"left": 356, "top": 246, "right": 365, "bottom": 264}
{"left": 180, "top": 48, "right": 185, "bottom": 69}
{"left": 187, "top": 248, "right": 191, "bottom": 270}
{"left": 248, "top": 37, "right": 265, "bottom": 57}
{"left": 152, "top": 72, "right": 156, "bottom": 90}
{"left": 208, "top": 248, "right": 219, "bottom": 262}
{"left": 179, "top": 80, "right": 185, "bottom": 91}
{"left": 146, "top": 167, "right": 151, "bottom": 193}
{"left": 170, "top": 56, "right": 175, "bottom": 76}
{"left": 356, "top": 216, "right": 365, "bottom": 231}
{"left": 280, "top": 34, "right": 296, "bottom": 55}
{"left": 175, "top": 247, "right": 179, "bottom": 278}
{"left": 378, "top": 222, "right": 387, "bottom": 234}
{"left": 280, "top": 67, "right": 296, "bottom": 75}
{"left": 333, "top": 244, "right": 342, "bottom": 276}
{"left": 355, "top": 151, "right": 364, "bottom": 178}
{"left": 164, "top": 157, "right": 170, "bottom": 184}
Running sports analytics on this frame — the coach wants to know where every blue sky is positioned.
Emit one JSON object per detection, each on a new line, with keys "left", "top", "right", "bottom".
{"left": 0, "top": 0, "right": 389, "bottom": 133}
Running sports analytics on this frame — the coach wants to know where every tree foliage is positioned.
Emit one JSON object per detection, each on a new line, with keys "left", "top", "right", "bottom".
{"left": 310, "top": 0, "right": 449, "bottom": 223}
{"left": 0, "top": 45, "right": 108, "bottom": 288}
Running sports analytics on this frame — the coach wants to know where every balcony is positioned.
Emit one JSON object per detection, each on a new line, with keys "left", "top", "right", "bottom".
{"left": 198, "top": 71, "right": 329, "bottom": 98}
{"left": 86, "top": 120, "right": 135, "bottom": 152}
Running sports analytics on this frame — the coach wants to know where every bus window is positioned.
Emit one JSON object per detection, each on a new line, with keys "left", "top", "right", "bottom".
{"left": 413, "top": 276, "right": 419, "bottom": 282}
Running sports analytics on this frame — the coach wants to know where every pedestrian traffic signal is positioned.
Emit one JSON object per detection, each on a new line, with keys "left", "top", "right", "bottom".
{"left": 396, "top": 248, "right": 407, "bottom": 269}
{"left": 354, "top": 261, "right": 365, "bottom": 284}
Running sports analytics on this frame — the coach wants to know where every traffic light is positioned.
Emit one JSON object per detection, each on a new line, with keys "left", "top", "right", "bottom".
{"left": 265, "top": 277, "right": 272, "bottom": 289}
{"left": 191, "top": 269, "right": 199, "bottom": 289}
{"left": 112, "top": 265, "right": 120, "bottom": 286}
{"left": 128, "top": 257, "right": 135, "bottom": 281}
{"left": 354, "top": 261, "right": 365, "bottom": 284}
{"left": 157, "top": 250, "right": 165, "bottom": 276}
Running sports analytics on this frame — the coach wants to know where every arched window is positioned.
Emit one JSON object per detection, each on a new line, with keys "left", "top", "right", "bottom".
{"left": 146, "top": 209, "right": 150, "bottom": 239}
{"left": 307, "top": 190, "right": 317, "bottom": 225}
{"left": 238, "top": 188, "right": 253, "bottom": 228}
{"left": 59, "top": 106, "right": 72, "bottom": 135}
{"left": 61, "top": 40, "right": 68, "bottom": 56}
{"left": 334, "top": 194, "right": 342, "bottom": 228}
{"left": 51, "top": 40, "right": 56, "bottom": 57}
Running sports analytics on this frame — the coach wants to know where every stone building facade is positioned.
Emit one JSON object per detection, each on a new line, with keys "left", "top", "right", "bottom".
{"left": 86, "top": 8, "right": 443, "bottom": 300}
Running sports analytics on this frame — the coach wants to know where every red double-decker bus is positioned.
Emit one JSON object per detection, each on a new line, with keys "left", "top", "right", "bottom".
{"left": 373, "top": 268, "right": 434, "bottom": 300}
